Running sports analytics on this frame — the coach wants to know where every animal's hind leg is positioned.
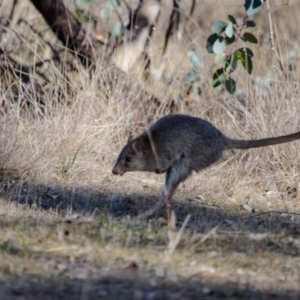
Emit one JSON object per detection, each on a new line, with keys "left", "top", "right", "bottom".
{"left": 137, "top": 162, "right": 191, "bottom": 222}
{"left": 136, "top": 169, "right": 176, "bottom": 220}
{"left": 162, "top": 165, "right": 191, "bottom": 226}
{"left": 135, "top": 180, "right": 174, "bottom": 220}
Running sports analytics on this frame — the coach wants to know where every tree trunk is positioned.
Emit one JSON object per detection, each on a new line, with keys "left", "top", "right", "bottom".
{"left": 30, "top": 0, "right": 105, "bottom": 68}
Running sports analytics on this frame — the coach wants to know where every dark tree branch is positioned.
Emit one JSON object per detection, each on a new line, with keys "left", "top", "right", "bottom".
{"left": 27, "top": 0, "right": 162, "bottom": 107}
{"left": 163, "top": 0, "right": 180, "bottom": 54}
{"left": 30, "top": 0, "right": 105, "bottom": 68}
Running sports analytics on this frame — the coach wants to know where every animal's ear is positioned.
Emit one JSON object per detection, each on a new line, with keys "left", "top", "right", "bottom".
{"left": 132, "top": 138, "right": 143, "bottom": 154}
{"left": 127, "top": 135, "right": 133, "bottom": 143}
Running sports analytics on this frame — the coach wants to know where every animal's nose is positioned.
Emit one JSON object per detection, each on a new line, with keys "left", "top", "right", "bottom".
{"left": 112, "top": 165, "right": 124, "bottom": 176}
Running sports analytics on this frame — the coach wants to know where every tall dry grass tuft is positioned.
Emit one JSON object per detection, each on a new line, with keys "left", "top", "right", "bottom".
{"left": 1, "top": 59, "right": 300, "bottom": 213}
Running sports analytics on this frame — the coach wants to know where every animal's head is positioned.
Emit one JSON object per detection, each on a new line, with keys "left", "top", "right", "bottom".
{"left": 112, "top": 137, "right": 147, "bottom": 176}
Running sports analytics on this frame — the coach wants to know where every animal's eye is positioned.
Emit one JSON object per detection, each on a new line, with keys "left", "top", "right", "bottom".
{"left": 125, "top": 156, "right": 131, "bottom": 163}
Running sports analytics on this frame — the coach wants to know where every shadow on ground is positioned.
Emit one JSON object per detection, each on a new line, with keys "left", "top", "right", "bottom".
{"left": 1, "top": 271, "right": 299, "bottom": 300}
{"left": 2, "top": 181, "right": 300, "bottom": 236}
{"left": 1, "top": 181, "right": 300, "bottom": 299}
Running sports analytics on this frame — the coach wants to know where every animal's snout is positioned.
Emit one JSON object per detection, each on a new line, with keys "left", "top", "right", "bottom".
{"left": 112, "top": 165, "right": 124, "bottom": 176}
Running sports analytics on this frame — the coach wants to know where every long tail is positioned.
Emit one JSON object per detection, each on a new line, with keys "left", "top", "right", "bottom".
{"left": 227, "top": 131, "right": 300, "bottom": 150}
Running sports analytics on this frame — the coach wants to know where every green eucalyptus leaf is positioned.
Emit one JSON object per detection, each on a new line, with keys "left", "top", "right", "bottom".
{"left": 211, "top": 21, "right": 227, "bottom": 34}
{"left": 75, "top": 0, "right": 91, "bottom": 5}
{"left": 225, "top": 56, "right": 238, "bottom": 73}
{"left": 100, "top": 1, "right": 115, "bottom": 22}
{"left": 233, "top": 50, "right": 244, "bottom": 61}
{"left": 228, "top": 15, "right": 237, "bottom": 24}
{"left": 182, "top": 70, "right": 200, "bottom": 85}
{"left": 212, "top": 69, "right": 227, "bottom": 87}
{"left": 238, "top": 48, "right": 254, "bottom": 74}
{"left": 215, "top": 53, "right": 226, "bottom": 64}
{"left": 225, "top": 23, "right": 234, "bottom": 38}
{"left": 244, "top": 0, "right": 266, "bottom": 16}
{"left": 240, "top": 47, "right": 254, "bottom": 58}
{"left": 75, "top": 8, "right": 84, "bottom": 19}
{"left": 225, "top": 35, "right": 236, "bottom": 45}
{"left": 246, "top": 20, "right": 256, "bottom": 28}
{"left": 212, "top": 78, "right": 222, "bottom": 88}
{"left": 206, "top": 34, "right": 219, "bottom": 53}
{"left": 243, "top": 32, "right": 258, "bottom": 44}
{"left": 112, "top": 22, "right": 122, "bottom": 37}
{"left": 112, "top": 0, "right": 120, "bottom": 7}
{"left": 225, "top": 77, "right": 236, "bottom": 94}
{"left": 188, "top": 50, "right": 203, "bottom": 68}
{"left": 213, "top": 37, "right": 226, "bottom": 54}
{"left": 242, "top": 56, "right": 253, "bottom": 74}
{"left": 75, "top": 8, "right": 91, "bottom": 21}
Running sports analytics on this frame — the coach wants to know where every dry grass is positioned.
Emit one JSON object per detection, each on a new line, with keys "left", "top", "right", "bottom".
{"left": 1, "top": 0, "right": 300, "bottom": 299}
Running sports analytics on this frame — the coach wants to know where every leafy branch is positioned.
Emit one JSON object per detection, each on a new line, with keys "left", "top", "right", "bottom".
{"left": 206, "top": 0, "right": 266, "bottom": 94}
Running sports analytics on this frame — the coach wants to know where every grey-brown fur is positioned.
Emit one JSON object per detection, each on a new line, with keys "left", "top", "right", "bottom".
{"left": 112, "top": 114, "right": 300, "bottom": 218}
